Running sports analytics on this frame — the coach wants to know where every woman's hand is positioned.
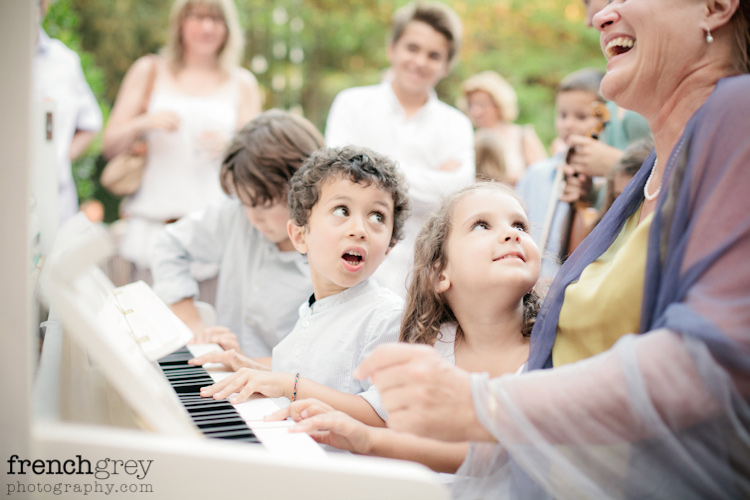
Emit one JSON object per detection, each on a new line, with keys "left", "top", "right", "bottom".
{"left": 267, "top": 399, "right": 374, "bottom": 454}
{"left": 189, "top": 348, "right": 268, "bottom": 372}
{"left": 355, "top": 344, "right": 492, "bottom": 443}
{"left": 200, "top": 368, "right": 292, "bottom": 404}
{"left": 195, "top": 129, "right": 229, "bottom": 162}
{"left": 142, "top": 110, "right": 180, "bottom": 133}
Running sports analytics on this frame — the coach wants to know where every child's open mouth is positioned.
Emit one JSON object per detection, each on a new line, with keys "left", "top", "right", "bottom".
{"left": 342, "top": 249, "right": 365, "bottom": 271}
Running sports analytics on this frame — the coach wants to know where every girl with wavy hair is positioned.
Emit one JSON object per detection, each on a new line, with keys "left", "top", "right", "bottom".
{"left": 267, "top": 182, "right": 541, "bottom": 490}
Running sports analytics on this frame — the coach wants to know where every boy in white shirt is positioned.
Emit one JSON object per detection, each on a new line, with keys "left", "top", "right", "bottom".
{"left": 325, "top": 1, "right": 474, "bottom": 297}
{"left": 194, "top": 146, "right": 410, "bottom": 427}
{"left": 151, "top": 110, "right": 323, "bottom": 357}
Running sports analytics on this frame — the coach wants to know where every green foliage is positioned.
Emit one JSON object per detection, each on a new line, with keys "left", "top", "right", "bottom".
{"left": 231, "top": 0, "right": 604, "bottom": 146}
{"left": 44, "top": 0, "right": 606, "bottom": 221}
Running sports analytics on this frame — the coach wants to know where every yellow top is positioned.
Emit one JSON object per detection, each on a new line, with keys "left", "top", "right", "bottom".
{"left": 552, "top": 207, "right": 653, "bottom": 366}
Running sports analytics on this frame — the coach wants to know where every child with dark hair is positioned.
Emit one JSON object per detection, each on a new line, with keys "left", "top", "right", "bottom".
{"left": 194, "top": 146, "right": 411, "bottom": 429}
{"left": 266, "top": 182, "right": 541, "bottom": 489}
{"left": 151, "top": 110, "right": 324, "bottom": 358}
{"left": 599, "top": 136, "right": 655, "bottom": 216}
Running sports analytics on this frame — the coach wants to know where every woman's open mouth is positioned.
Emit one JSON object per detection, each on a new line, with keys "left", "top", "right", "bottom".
{"left": 605, "top": 36, "right": 635, "bottom": 59}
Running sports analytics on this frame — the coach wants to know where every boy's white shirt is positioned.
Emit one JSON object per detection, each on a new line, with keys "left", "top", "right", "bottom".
{"left": 151, "top": 198, "right": 313, "bottom": 357}
{"left": 325, "top": 81, "right": 475, "bottom": 297}
{"left": 271, "top": 278, "right": 404, "bottom": 420}
{"left": 326, "top": 81, "right": 475, "bottom": 205}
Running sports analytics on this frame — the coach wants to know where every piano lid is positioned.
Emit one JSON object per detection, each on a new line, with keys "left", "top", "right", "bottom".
{"left": 39, "top": 214, "right": 199, "bottom": 439}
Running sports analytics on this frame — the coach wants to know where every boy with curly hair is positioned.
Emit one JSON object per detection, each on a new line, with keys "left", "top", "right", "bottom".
{"left": 195, "top": 146, "right": 410, "bottom": 428}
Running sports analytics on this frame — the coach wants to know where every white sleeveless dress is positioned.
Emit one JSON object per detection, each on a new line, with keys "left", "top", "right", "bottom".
{"left": 119, "top": 72, "right": 238, "bottom": 271}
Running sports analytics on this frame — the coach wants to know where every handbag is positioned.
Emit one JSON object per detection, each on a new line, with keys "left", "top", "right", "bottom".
{"left": 99, "top": 140, "right": 148, "bottom": 196}
{"left": 100, "top": 55, "right": 158, "bottom": 197}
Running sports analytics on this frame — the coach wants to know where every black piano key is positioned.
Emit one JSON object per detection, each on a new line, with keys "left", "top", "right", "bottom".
{"left": 199, "top": 423, "right": 252, "bottom": 432}
{"left": 203, "top": 428, "right": 261, "bottom": 441}
{"left": 186, "top": 408, "right": 239, "bottom": 419}
{"left": 181, "top": 402, "right": 236, "bottom": 412}
{"left": 157, "top": 347, "right": 261, "bottom": 444}
{"left": 191, "top": 415, "right": 246, "bottom": 425}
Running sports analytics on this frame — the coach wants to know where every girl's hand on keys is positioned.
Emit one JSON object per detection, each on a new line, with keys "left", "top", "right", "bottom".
{"left": 267, "top": 398, "right": 374, "bottom": 454}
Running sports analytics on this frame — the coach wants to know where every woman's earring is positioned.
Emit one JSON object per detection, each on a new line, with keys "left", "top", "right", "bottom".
{"left": 705, "top": 28, "right": 714, "bottom": 44}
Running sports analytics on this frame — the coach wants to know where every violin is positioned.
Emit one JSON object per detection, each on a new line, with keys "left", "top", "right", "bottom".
{"left": 538, "top": 102, "right": 610, "bottom": 260}
{"left": 560, "top": 102, "right": 610, "bottom": 259}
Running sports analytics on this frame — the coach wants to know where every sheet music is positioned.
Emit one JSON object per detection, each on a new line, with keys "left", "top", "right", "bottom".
{"left": 111, "top": 281, "right": 193, "bottom": 361}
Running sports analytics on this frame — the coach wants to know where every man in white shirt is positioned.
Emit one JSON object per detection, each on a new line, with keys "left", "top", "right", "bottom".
{"left": 33, "top": 1, "right": 102, "bottom": 225}
{"left": 325, "top": 1, "right": 475, "bottom": 297}
{"left": 152, "top": 198, "right": 313, "bottom": 357}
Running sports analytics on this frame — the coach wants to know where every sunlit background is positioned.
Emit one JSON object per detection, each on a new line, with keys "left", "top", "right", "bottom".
{"left": 43, "top": 0, "right": 604, "bottom": 221}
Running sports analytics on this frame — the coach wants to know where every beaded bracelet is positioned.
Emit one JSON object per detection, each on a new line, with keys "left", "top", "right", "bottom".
{"left": 291, "top": 372, "right": 300, "bottom": 402}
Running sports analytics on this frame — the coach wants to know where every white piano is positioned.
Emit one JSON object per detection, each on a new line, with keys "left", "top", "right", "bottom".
{"left": 28, "top": 214, "right": 448, "bottom": 498}
{"left": 0, "top": 6, "right": 448, "bottom": 498}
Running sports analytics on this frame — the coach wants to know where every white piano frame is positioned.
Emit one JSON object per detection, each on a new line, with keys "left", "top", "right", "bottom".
{"left": 0, "top": 5, "right": 448, "bottom": 498}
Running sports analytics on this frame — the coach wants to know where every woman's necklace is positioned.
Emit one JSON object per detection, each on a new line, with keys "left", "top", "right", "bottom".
{"left": 643, "top": 158, "right": 662, "bottom": 201}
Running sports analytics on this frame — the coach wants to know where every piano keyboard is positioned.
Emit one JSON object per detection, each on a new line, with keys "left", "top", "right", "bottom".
{"left": 158, "top": 347, "right": 261, "bottom": 443}
{"left": 157, "top": 344, "right": 325, "bottom": 457}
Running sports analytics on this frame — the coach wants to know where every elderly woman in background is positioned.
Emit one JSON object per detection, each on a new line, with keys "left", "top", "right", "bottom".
{"left": 458, "top": 70, "right": 547, "bottom": 185}
{"left": 103, "top": 0, "right": 261, "bottom": 289}
{"left": 358, "top": 0, "right": 750, "bottom": 498}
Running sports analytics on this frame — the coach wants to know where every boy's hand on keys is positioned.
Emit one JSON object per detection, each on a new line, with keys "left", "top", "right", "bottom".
{"left": 200, "top": 368, "right": 294, "bottom": 404}
{"left": 189, "top": 349, "right": 269, "bottom": 372}
{"left": 190, "top": 325, "right": 241, "bottom": 352}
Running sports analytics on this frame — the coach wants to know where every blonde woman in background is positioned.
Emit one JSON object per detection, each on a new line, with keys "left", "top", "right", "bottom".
{"left": 459, "top": 71, "right": 547, "bottom": 185}
{"left": 103, "top": 0, "right": 261, "bottom": 293}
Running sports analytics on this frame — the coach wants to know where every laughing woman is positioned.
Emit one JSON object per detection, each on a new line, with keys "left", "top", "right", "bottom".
{"left": 103, "top": 0, "right": 261, "bottom": 289}
{"left": 357, "top": 0, "right": 750, "bottom": 498}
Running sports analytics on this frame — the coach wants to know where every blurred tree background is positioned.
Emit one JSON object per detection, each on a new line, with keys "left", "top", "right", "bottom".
{"left": 44, "top": 0, "right": 604, "bottom": 222}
